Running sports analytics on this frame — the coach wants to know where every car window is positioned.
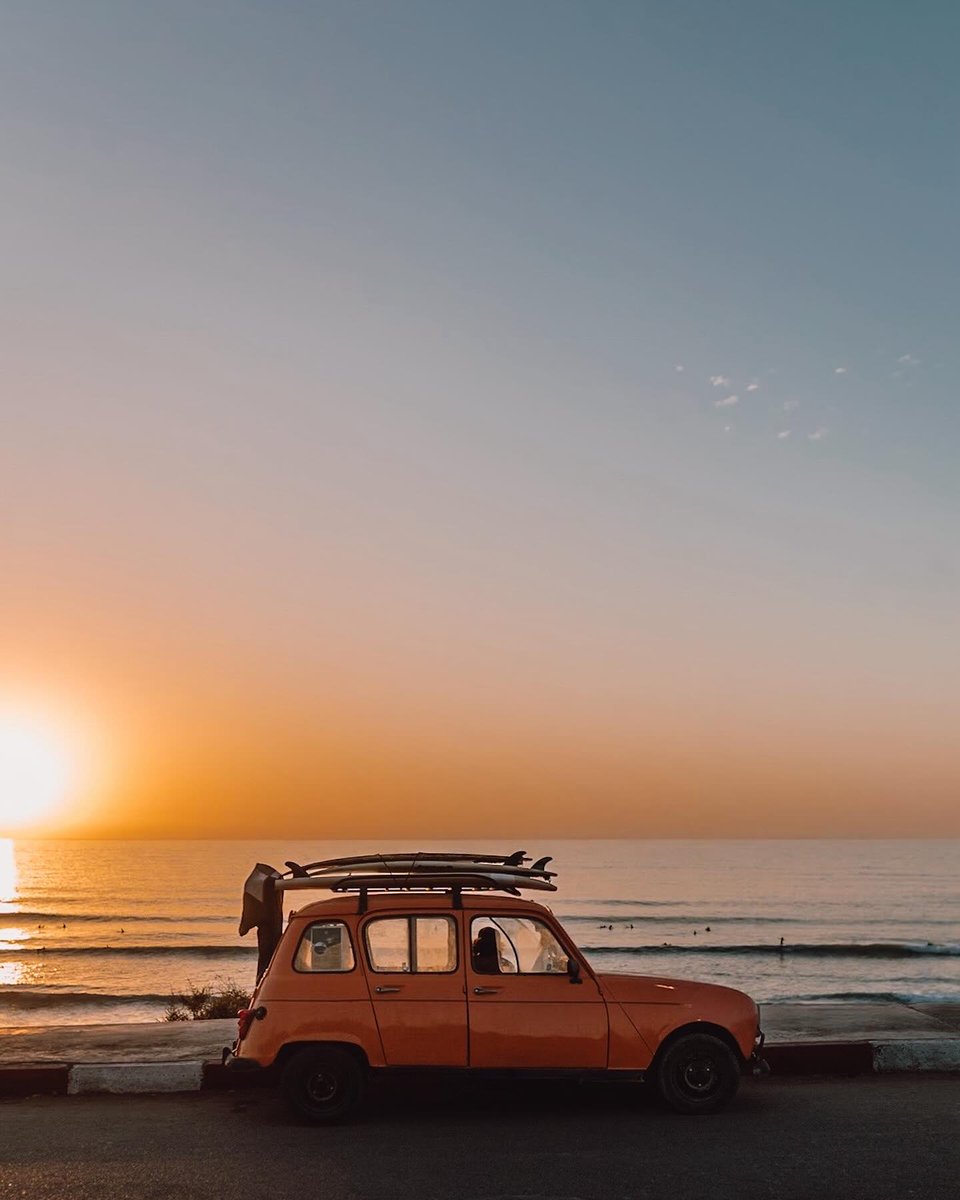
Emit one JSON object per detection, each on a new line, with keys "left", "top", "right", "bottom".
{"left": 365, "top": 916, "right": 458, "bottom": 973}
{"left": 470, "top": 916, "right": 569, "bottom": 975}
{"left": 413, "top": 916, "right": 458, "bottom": 972}
{"left": 293, "top": 920, "right": 355, "bottom": 972}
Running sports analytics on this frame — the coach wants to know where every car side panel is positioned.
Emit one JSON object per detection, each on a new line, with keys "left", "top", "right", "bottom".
{"left": 616, "top": 1000, "right": 757, "bottom": 1061}
{"left": 598, "top": 974, "right": 758, "bottom": 1060}
{"left": 237, "top": 999, "right": 386, "bottom": 1067}
{"left": 467, "top": 990, "right": 609, "bottom": 1068}
{"left": 365, "top": 996, "right": 469, "bottom": 1066}
{"left": 605, "top": 1000, "right": 654, "bottom": 1069}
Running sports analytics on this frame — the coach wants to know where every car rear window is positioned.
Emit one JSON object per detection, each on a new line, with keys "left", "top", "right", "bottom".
{"left": 293, "top": 921, "right": 355, "bottom": 972}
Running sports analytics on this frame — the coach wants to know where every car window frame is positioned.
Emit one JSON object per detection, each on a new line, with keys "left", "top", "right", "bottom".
{"left": 363, "top": 913, "right": 461, "bottom": 975}
{"left": 291, "top": 918, "right": 358, "bottom": 975}
{"left": 469, "top": 914, "right": 573, "bottom": 976}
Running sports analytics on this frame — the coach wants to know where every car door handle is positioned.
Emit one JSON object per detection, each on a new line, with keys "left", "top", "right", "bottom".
{"left": 473, "top": 986, "right": 501, "bottom": 995}
{"left": 375, "top": 986, "right": 402, "bottom": 994}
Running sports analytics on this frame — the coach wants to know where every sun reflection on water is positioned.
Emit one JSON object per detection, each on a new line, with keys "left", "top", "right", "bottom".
{"left": 0, "top": 839, "right": 17, "bottom": 904}
{"left": 0, "top": 961, "right": 26, "bottom": 985}
{"left": 0, "top": 840, "right": 27, "bottom": 985}
{"left": 0, "top": 926, "right": 31, "bottom": 944}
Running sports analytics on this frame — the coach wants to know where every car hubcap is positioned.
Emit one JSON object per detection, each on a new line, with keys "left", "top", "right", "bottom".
{"left": 307, "top": 1069, "right": 340, "bottom": 1104}
{"left": 681, "top": 1056, "right": 719, "bottom": 1095}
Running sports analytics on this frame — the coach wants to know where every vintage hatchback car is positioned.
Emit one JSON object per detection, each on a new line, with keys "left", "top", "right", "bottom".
{"left": 225, "top": 851, "right": 765, "bottom": 1121}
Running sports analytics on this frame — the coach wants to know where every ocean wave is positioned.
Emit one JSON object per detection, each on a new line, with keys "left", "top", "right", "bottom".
{"left": 0, "top": 911, "right": 233, "bottom": 925}
{"left": 560, "top": 914, "right": 960, "bottom": 927}
{"left": 768, "top": 991, "right": 960, "bottom": 1004}
{"left": 580, "top": 942, "right": 960, "bottom": 959}
{"left": 0, "top": 944, "right": 255, "bottom": 959}
{"left": 0, "top": 989, "right": 170, "bottom": 1010}
{"left": 560, "top": 914, "right": 790, "bottom": 926}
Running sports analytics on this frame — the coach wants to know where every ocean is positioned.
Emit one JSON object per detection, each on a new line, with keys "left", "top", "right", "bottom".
{"left": 1, "top": 839, "right": 958, "bottom": 1027}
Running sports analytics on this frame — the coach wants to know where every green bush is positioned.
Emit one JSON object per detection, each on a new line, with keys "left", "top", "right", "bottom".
{"left": 163, "top": 978, "right": 250, "bottom": 1022}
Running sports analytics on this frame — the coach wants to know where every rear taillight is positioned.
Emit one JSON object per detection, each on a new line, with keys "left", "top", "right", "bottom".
{"left": 237, "top": 1005, "right": 266, "bottom": 1040}
{"left": 237, "top": 1009, "right": 255, "bottom": 1039}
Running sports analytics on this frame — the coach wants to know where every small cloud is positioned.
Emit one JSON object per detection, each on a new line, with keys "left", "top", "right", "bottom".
{"left": 897, "top": 353, "right": 920, "bottom": 366}
{"left": 746, "top": 381, "right": 760, "bottom": 392}
{"left": 808, "top": 427, "right": 828, "bottom": 441}
{"left": 709, "top": 375, "right": 731, "bottom": 388}
{"left": 675, "top": 364, "right": 685, "bottom": 372}
{"left": 782, "top": 399, "right": 800, "bottom": 412}
{"left": 714, "top": 394, "right": 739, "bottom": 408}
{"left": 777, "top": 430, "right": 792, "bottom": 440}
{"left": 723, "top": 425, "right": 733, "bottom": 433}
{"left": 834, "top": 366, "right": 847, "bottom": 375}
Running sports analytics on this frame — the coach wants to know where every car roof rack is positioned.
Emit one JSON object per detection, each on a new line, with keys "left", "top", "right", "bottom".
{"left": 280, "top": 850, "right": 554, "bottom": 876}
{"left": 239, "top": 851, "right": 557, "bottom": 979}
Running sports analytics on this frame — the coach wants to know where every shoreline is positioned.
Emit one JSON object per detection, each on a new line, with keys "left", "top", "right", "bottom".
{"left": 7, "top": 984, "right": 960, "bottom": 1032}
{"left": 2, "top": 1001, "right": 959, "bottom": 1096}
{"left": 5, "top": 988, "right": 960, "bottom": 1032}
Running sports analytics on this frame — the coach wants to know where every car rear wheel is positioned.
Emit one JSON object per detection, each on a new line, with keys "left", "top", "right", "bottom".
{"left": 280, "top": 1046, "right": 365, "bottom": 1123}
{"left": 656, "top": 1033, "right": 740, "bottom": 1115}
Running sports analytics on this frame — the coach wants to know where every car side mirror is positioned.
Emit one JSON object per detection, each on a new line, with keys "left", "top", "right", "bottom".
{"left": 567, "top": 957, "right": 583, "bottom": 984}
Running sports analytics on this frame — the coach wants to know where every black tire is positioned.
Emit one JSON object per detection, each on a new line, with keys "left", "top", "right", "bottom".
{"left": 656, "top": 1033, "right": 741, "bottom": 1115}
{"left": 280, "top": 1046, "right": 365, "bottom": 1123}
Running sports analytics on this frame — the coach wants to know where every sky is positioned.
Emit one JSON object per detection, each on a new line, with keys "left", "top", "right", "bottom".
{"left": 1, "top": 1, "right": 958, "bottom": 838}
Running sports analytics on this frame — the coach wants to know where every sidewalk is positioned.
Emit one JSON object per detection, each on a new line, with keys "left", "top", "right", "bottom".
{"left": 1, "top": 1002, "right": 959, "bottom": 1095}
{"left": 763, "top": 1000, "right": 960, "bottom": 1041}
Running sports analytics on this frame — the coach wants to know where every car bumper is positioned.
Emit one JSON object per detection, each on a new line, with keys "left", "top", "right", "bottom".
{"left": 748, "top": 1030, "right": 769, "bottom": 1076}
{"left": 221, "top": 1047, "right": 264, "bottom": 1072}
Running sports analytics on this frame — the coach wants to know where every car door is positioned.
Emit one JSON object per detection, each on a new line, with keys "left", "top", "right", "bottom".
{"left": 466, "top": 913, "right": 608, "bottom": 1068}
{"left": 362, "top": 912, "right": 468, "bottom": 1066}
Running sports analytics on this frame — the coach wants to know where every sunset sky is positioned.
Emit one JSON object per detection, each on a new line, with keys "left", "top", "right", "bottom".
{"left": 2, "top": 2, "right": 958, "bottom": 838}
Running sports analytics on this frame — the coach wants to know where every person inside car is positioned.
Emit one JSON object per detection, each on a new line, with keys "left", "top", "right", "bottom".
{"left": 472, "top": 926, "right": 502, "bottom": 974}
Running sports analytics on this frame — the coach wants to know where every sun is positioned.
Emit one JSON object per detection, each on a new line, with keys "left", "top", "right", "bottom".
{"left": 0, "top": 711, "right": 77, "bottom": 832}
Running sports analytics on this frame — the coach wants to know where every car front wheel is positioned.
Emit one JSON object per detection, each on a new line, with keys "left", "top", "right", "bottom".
{"left": 280, "top": 1045, "right": 365, "bottom": 1123}
{"left": 656, "top": 1033, "right": 740, "bottom": 1115}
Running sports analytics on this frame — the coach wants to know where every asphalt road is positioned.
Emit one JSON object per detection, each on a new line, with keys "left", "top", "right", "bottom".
{"left": 2, "top": 1076, "right": 958, "bottom": 1200}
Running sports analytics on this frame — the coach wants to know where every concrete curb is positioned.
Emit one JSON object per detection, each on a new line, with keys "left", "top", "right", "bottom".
{"left": 2, "top": 1041, "right": 959, "bottom": 1098}
{"left": 873, "top": 1040, "right": 960, "bottom": 1073}
{"left": 67, "top": 1061, "right": 204, "bottom": 1095}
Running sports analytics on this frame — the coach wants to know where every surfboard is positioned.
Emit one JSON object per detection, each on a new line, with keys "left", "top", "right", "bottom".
{"left": 287, "top": 857, "right": 555, "bottom": 880}
{"left": 275, "top": 870, "right": 557, "bottom": 894}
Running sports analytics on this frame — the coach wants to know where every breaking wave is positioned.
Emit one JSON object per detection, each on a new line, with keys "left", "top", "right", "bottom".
{"left": 0, "top": 989, "right": 170, "bottom": 1011}
{"left": 0, "top": 911, "right": 232, "bottom": 925}
{"left": 772, "top": 991, "right": 960, "bottom": 1004}
{"left": 580, "top": 942, "right": 960, "bottom": 959}
{"left": 560, "top": 913, "right": 960, "bottom": 927}
{"left": 0, "top": 944, "right": 254, "bottom": 959}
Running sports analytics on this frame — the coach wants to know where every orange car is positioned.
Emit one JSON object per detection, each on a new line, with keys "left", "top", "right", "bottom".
{"left": 224, "top": 851, "right": 765, "bottom": 1120}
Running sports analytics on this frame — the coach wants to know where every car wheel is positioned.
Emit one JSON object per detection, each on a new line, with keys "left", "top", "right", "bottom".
{"left": 656, "top": 1033, "right": 740, "bottom": 1115}
{"left": 280, "top": 1046, "right": 365, "bottom": 1123}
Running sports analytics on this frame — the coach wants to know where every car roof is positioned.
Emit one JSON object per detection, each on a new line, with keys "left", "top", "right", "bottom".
{"left": 290, "top": 892, "right": 553, "bottom": 920}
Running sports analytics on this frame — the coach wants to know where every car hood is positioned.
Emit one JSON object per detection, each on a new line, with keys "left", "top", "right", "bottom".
{"left": 597, "top": 972, "right": 756, "bottom": 1010}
